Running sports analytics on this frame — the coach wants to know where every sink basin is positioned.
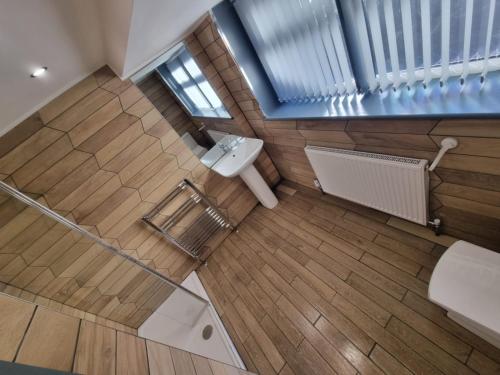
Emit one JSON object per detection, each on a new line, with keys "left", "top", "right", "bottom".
{"left": 202, "top": 135, "right": 278, "bottom": 209}
{"left": 211, "top": 137, "right": 263, "bottom": 178}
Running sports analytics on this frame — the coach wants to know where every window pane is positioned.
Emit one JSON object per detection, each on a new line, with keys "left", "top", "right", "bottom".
{"left": 168, "top": 63, "right": 212, "bottom": 110}
{"left": 180, "top": 52, "right": 225, "bottom": 109}
{"left": 234, "top": 0, "right": 356, "bottom": 102}
{"left": 158, "top": 45, "right": 231, "bottom": 118}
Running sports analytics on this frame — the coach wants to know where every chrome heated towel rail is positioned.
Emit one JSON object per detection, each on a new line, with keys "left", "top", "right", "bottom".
{"left": 142, "top": 179, "right": 233, "bottom": 259}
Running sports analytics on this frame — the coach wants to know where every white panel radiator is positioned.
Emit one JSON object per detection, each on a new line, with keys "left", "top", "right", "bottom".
{"left": 304, "top": 146, "right": 429, "bottom": 225}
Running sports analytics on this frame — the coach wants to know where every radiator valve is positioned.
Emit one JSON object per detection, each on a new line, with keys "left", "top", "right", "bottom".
{"left": 428, "top": 218, "right": 442, "bottom": 236}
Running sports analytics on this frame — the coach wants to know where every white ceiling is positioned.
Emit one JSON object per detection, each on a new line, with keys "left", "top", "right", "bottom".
{"left": 0, "top": 0, "right": 221, "bottom": 136}
{"left": 122, "top": 0, "right": 222, "bottom": 78}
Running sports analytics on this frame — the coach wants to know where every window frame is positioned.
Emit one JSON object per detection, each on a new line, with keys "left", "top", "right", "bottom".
{"left": 212, "top": 0, "right": 500, "bottom": 120}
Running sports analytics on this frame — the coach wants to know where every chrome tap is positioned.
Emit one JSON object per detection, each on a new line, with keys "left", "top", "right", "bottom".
{"left": 218, "top": 143, "right": 231, "bottom": 153}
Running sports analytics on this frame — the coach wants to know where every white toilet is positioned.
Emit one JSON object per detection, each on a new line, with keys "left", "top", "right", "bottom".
{"left": 180, "top": 132, "right": 208, "bottom": 158}
{"left": 429, "top": 240, "right": 500, "bottom": 348}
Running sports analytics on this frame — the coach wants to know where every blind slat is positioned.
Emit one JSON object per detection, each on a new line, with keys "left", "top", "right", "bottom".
{"left": 401, "top": 0, "right": 416, "bottom": 87}
{"left": 482, "top": 0, "right": 497, "bottom": 79}
{"left": 421, "top": 0, "right": 432, "bottom": 86}
{"left": 462, "top": 0, "right": 474, "bottom": 82}
{"left": 366, "top": 0, "right": 389, "bottom": 90}
{"left": 350, "top": 0, "right": 377, "bottom": 91}
{"left": 383, "top": 0, "right": 401, "bottom": 89}
{"left": 319, "top": 14, "right": 344, "bottom": 95}
{"left": 441, "top": 0, "right": 451, "bottom": 84}
{"left": 325, "top": 0, "right": 355, "bottom": 94}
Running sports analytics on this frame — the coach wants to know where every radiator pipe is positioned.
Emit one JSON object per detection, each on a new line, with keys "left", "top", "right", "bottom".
{"left": 428, "top": 137, "right": 458, "bottom": 172}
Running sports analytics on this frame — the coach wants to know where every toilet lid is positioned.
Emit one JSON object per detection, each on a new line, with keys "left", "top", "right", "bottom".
{"left": 429, "top": 240, "right": 500, "bottom": 335}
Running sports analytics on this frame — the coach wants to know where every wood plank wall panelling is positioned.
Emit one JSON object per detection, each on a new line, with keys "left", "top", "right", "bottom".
{"left": 0, "top": 66, "right": 268, "bottom": 327}
{"left": 137, "top": 73, "right": 211, "bottom": 149}
{"left": 191, "top": 15, "right": 500, "bottom": 251}
{"left": 184, "top": 21, "right": 281, "bottom": 188}
{"left": 0, "top": 292, "right": 254, "bottom": 375}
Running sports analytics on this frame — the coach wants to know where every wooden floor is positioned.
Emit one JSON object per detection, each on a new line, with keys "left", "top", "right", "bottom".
{"left": 198, "top": 181, "right": 500, "bottom": 375}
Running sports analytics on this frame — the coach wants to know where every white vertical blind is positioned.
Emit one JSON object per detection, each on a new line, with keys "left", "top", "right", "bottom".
{"left": 234, "top": 0, "right": 356, "bottom": 102}
{"left": 235, "top": 0, "right": 500, "bottom": 96}
{"left": 351, "top": 0, "right": 378, "bottom": 92}
{"left": 344, "top": 0, "right": 500, "bottom": 92}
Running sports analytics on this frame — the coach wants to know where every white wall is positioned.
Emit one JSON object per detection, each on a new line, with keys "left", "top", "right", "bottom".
{"left": 121, "top": 0, "right": 222, "bottom": 78}
{"left": 0, "top": 0, "right": 223, "bottom": 135}
{"left": 0, "top": 0, "right": 105, "bottom": 135}
{"left": 98, "top": 0, "right": 134, "bottom": 77}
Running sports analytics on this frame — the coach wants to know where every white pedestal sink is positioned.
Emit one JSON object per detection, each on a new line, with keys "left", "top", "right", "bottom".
{"left": 201, "top": 136, "right": 278, "bottom": 209}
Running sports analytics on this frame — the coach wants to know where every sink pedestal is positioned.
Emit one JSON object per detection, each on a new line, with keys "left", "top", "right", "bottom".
{"left": 240, "top": 165, "right": 278, "bottom": 209}
{"left": 203, "top": 135, "right": 278, "bottom": 208}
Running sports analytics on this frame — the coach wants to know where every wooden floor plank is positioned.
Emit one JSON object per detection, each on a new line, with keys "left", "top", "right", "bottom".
{"left": 369, "top": 345, "right": 413, "bottom": 375}
{"left": 234, "top": 298, "right": 285, "bottom": 373}
{"left": 16, "top": 308, "right": 80, "bottom": 372}
{"left": 467, "top": 349, "right": 500, "bottom": 375}
{"left": 0, "top": 296, "right": 35, "bottom": 361}
{"left": 243, "top": 334, "right": 278, "bottom": 375}
{"left": 170, "top": 346, "right": 197, "bottom": 375}
{"left": 402, "top": 291, "right": 500, "bottom": 363}
{"left": 306, "top": 260, "right": 391, "bottom": 327}
{"left": 261, "top": 265, "right": 320, "bottom": 324}
{"left": 316, "top": 317, "right": 384, "bottom": 375}
{"left": 347, "top": 272, "right": 472, "bottom": 362}
{"left": 146, "top": 340, "right": 175, "bottom": 375}
{"left": 386, "top": 318, "right": 475, "bottom": 375}
{"left": 116, "top": 331, "right": 149, "bottom": 375}
{"left": 73, "top": 320, "right": 116, "bottom": 375}
{"left": 276, "top": 295, "right": 357, "bottom": 375}
{"left": 290, "top": 277, "right": 375, "bottom": 356}
{"left": 319, "top": 241, "right": 407, "bottom": 300}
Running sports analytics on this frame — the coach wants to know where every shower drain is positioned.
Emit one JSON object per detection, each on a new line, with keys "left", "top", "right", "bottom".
{"left": 202, "top": 324, "right": 213, "bottom": 340}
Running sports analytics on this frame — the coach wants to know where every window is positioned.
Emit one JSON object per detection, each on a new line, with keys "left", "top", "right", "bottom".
{"left": 157, "top": 45, "right": 231, "bottom": 118}
{"left": 215, "top": 0, "right": 500, "bottom": 118}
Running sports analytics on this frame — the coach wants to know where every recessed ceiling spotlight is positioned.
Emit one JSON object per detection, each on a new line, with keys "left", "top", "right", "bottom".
{"left": 31, "top": 67, "right": 47, "bottom": 78}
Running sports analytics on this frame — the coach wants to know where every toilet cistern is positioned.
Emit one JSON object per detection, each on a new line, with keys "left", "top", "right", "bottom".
{"left": 201, "top": 136, "right": 278, "bottom": 209}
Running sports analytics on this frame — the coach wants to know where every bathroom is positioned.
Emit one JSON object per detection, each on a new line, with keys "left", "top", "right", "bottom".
{"left": 0, "top": 0, "right": 499, "bottom": 374}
